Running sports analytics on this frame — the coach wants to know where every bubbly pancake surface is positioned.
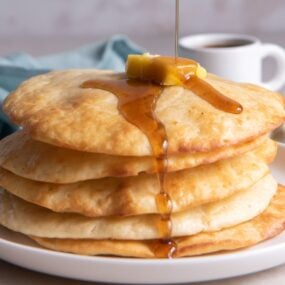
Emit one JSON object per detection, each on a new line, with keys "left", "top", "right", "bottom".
{"left": 3, "top": 70, "right": 285, "bottom": 156}
{"left": 31, "top": 185, "right": 285, "bottom": 258}
{"left": 0, "top": 131, "right": 270, "bottom": 183}
{"left": 0, "top": 175, "right": 277, "bottom": 240}
{"left": 0, "top": 146, "right": 271, "bottom": 217}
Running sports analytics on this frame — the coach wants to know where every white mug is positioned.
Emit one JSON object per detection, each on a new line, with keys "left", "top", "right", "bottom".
{"left": 179, "top": 33, "right": 285, "bottom": 91}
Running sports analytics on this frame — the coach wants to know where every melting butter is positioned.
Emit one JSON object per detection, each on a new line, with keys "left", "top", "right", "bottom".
{"left": 126, "top": 54, "right": 207, "bottom": 86}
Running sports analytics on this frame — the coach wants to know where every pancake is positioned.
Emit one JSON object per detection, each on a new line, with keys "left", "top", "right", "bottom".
{"left": 253, "top": 138, "right": 277, "bottom": 164}
{"left": 3, "top": 70, "right": 285, "bottom": 156}
{"left": 31, "top": 185, "right": 285, "bottom": 258}
{"left": 0, "top": 149, "right": 270, "bottom": 217}
{"left": 0, "top": 131, "right": 271, "bottom": 183}
{"left": 0, "top": 175, "right": 277, "bottom": 240}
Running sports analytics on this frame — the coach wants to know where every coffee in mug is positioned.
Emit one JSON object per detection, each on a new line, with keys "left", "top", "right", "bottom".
{"left": 179, "top": 33, "right": 285, "bottom": 91}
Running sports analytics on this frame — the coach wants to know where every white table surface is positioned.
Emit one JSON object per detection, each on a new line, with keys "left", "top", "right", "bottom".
{"left": 0, "top": 34, "right": 285, "bottom": 284}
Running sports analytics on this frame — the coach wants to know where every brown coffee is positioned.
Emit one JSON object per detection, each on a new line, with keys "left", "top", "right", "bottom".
{"left": 202, "top": 39, "right": 252, "bottom": 48}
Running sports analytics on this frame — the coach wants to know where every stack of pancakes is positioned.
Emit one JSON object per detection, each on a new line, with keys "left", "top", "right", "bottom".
{"left": 0, "top": 70, "right": 285, "bottom": 258}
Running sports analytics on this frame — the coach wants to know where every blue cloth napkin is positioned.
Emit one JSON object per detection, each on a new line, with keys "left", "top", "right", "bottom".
{"left": 0, "top": 35, "right": 143, "bottom": 138}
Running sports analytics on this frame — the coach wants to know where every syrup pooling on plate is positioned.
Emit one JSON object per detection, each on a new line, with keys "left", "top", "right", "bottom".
{"left": 80, "top": 78, "right": 176, "bottom": 258}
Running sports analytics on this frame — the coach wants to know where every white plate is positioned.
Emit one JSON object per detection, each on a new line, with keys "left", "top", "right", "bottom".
{"left": 0, "top": 143, "right": 284, "bottom": 284}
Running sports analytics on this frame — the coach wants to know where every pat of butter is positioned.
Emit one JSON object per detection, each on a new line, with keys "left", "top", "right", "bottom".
{"left": 126, "top": 53, "right": 207, "bottom": 86}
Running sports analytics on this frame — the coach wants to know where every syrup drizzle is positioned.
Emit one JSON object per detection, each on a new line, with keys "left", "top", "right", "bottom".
{"left": 185, "top": 76, "right": 243, "bottom": 114}
{"left": 81, "top": 78, "right": 176, "bottom": 257}
{"left": 175, "top": 0, "right": 180, "bottom": 59}
{"left": 81, "top": 70, "right": 242, "bottom": 258}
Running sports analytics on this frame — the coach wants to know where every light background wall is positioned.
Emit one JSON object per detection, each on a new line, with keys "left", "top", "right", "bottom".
{"left": 0, "top": 0, "right": 285, "bottom": 55}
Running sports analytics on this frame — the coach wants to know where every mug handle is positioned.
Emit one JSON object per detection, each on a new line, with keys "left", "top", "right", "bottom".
{"left": 260, "top": 43, "right": 285, "bottom": 91}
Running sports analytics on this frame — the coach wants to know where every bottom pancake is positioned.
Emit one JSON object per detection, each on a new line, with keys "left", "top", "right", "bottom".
{"left": 31, "top": 185, "right": 285, "bottom": 258}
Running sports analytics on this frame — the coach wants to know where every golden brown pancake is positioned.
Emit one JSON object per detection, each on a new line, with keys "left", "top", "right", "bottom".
{"left": 0, "top": 131, "right": 272, "bottom": 183}
{"left": 3, "top": 70, "right": 285, "bottom": 156}
{"left": 0, "top": 148, "right": 271, "bottom": 217}
{"left": 0, "top": 175, "right": 277, "bottom": 240}
{"left": 1, "top": 64, "right": 284, "bottom": 260}
{"left": 30, "top": 185, "right": 285, "bottom": 258}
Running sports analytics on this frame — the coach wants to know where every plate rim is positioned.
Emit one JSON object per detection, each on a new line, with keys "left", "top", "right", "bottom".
{"left": 1, "top": 229, "right": 285, "bottom": 284}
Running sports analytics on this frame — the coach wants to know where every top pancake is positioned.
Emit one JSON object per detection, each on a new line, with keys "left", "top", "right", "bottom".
{"left": 4, "top": 70, "right": 285, "bottom": 156}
